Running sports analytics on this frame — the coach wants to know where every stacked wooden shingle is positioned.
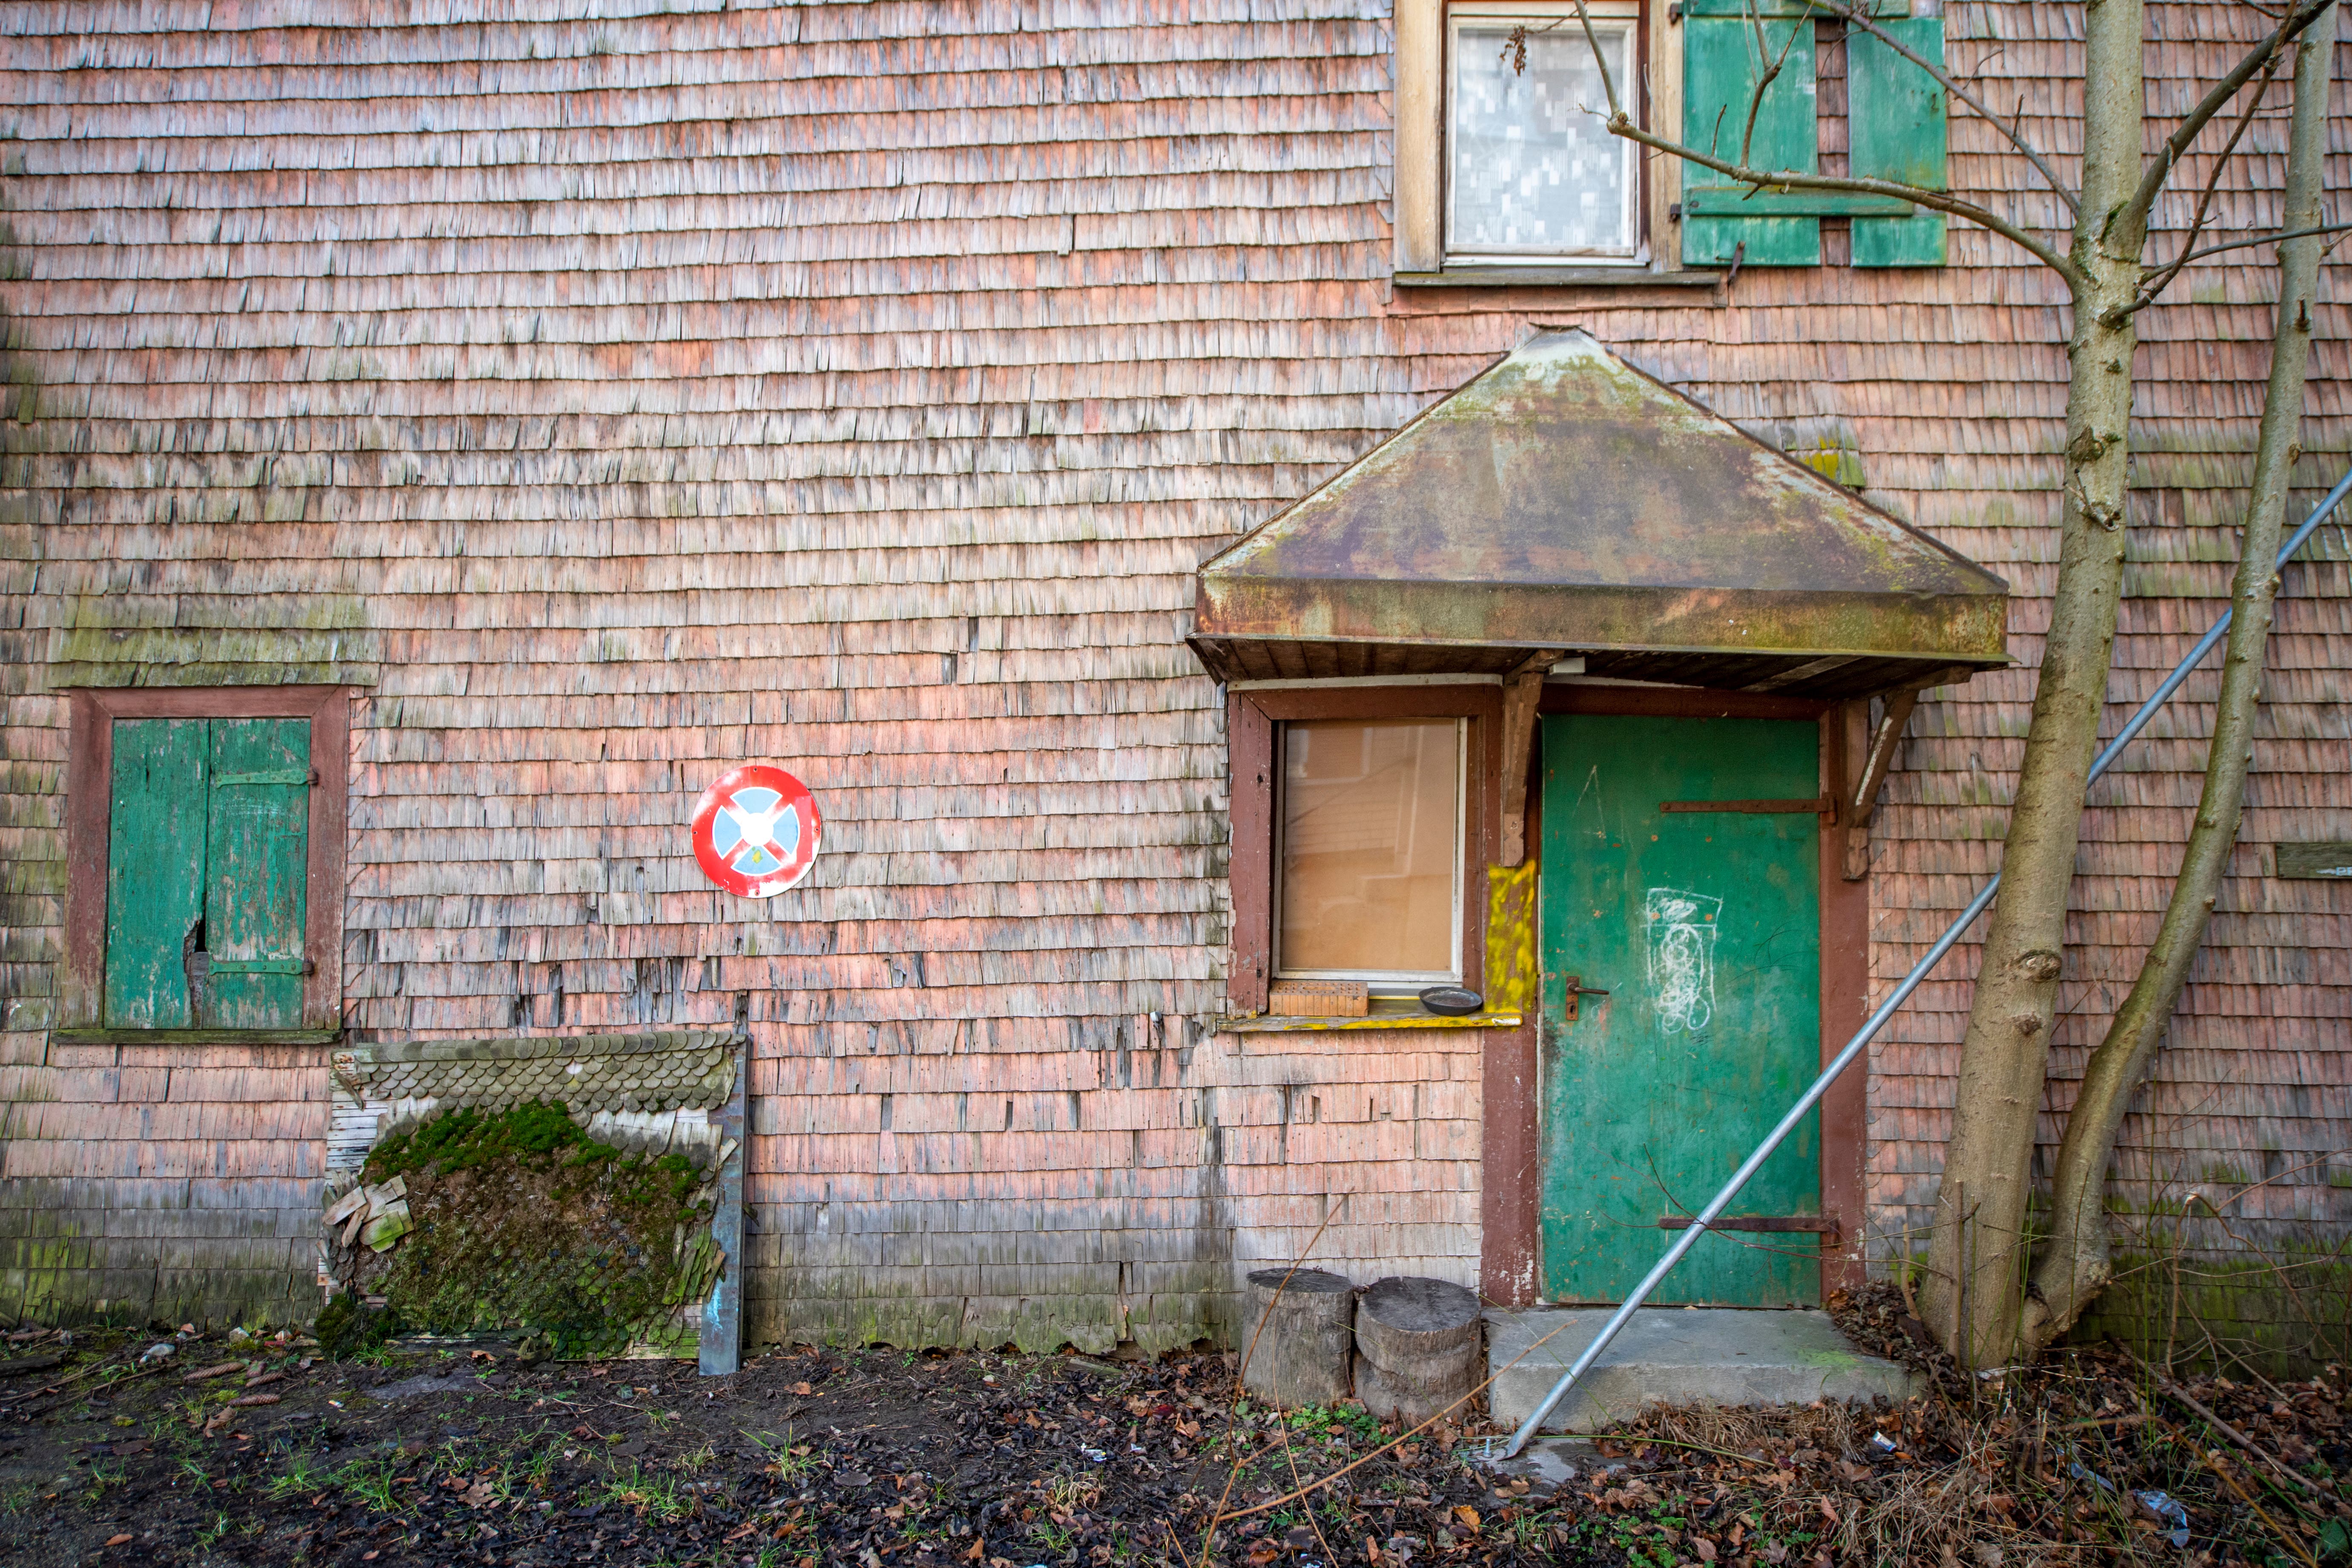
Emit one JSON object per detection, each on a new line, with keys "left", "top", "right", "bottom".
{"left": 0, "top": 0, "right": 2342, "bottom": 1351}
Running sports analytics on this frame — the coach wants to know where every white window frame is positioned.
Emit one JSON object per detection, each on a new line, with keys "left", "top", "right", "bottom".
{"left": 1271, "top": 717, "right": 1469, "bottom": 991}
{"left": 1443, "top": 3, "right": 1644, "bottom": 266}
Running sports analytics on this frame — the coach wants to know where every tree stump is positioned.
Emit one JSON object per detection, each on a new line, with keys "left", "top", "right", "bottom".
{"left": 1239, "top": 1267, "right": 1354, "bottom": 1408}
{"left": 1352, "top": 1276, "right": 1481, "bottom": 1427}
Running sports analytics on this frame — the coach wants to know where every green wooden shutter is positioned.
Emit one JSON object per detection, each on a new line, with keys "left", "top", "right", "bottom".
{"left": 1849, "top": 18, "right": 1947, "bottom": 267}
{"left": 104, "top": 720, "right": 211, "bottom": 1028}
{"left": 1682, "top": 5, "right": 1821, "bottom": 267}
{"left": 204, "top": 718, "right": 311, "bottom": 1029}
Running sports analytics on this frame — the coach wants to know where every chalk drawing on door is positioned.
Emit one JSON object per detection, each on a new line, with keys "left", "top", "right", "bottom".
{"left": 1643, "top": 888, "right": 1723, "bottom": 1033}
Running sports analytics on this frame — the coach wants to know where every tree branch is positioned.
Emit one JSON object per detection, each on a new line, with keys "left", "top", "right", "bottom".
{"left": 2154, "top": 219, "right": 2352, "bottom": 268}
{"left": 1737, "top": 0, "right": 1811, "bottom": 170}
{"left": 1815, "top": 0, "right": 2079, "bottom": 219}
{"left": 2118, "top": 0, "right": 2335, "bottom": 235}
{"left": 2131, "top": 41, "right": 2288, "bottom": 307}
{"left": 1567, "top": 0, "right": 2079, "bottom": 281}
{"left": 1604, "top": 111, "right": 2085, "bottom": 282}
{"left": 1573, "top": 0, "right": 1621, "bottom": 118}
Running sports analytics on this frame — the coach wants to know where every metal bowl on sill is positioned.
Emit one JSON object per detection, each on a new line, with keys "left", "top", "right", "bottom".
{"left": 1417, "top": 986, "right": 1483, "bottom": 1017}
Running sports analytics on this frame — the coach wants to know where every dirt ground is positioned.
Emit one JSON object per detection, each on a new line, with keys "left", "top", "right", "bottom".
{"left": 0, "top": 1285, "right": 2345, "bottom": 1568}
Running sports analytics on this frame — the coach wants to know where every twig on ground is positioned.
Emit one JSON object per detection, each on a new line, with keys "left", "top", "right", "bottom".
{"left": 1193, "top": 1199, "right": 1345, "bottom": 1568}
{"left": 2189, "top": 1437, "right": 2323, "bottom": 1568}
{"left": 2154, "top": 1373, "right": 2349, "bottom": 1516}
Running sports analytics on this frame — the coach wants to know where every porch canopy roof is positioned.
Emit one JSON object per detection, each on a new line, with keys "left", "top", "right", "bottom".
{"left": 1188, "top": 330, "right": 2009, "bottom": 701}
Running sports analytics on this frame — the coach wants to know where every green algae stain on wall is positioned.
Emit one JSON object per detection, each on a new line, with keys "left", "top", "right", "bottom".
{"left": 48, "top": 602, "right": 381, "bottom": 689}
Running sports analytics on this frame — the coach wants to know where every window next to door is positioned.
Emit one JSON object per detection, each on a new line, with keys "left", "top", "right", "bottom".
{"left": 60, "top": 688, "right": 347, "bottom": 1042}
{"left": 1277, "top": 718, "right": 1466, "bottom": 989}
{"left": 1225, "top": 685, "right": 1502, "bottom": 1023}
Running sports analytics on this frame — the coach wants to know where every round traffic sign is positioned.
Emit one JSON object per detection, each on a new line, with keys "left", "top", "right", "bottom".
{"left": 690, "top": 764, "right": 822, "bottom": 898}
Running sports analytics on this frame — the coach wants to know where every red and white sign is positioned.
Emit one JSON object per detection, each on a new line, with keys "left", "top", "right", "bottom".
{"left": 691, "top": 764, "right": 822, "bottom": 898}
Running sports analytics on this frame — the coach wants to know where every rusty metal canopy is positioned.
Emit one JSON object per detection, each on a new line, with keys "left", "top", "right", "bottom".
{"left": 1189, "top": 330, "right": 2008, "bottom": 700}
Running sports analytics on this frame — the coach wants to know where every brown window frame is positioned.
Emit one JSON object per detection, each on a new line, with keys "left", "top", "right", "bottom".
{"left": 1396, "top": 0, "right": 1697, "bottom": 287}
{"left": 58, "top": 686, "right": 349, "bottom": 1042}
{"left": 1226, "top": 683, "right": 1504, "bottom": 1017}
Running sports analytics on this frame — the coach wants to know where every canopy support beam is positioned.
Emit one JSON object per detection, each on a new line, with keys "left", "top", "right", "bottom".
{"left": 1498, "top": 649, "right": 1565, "bottom": 868}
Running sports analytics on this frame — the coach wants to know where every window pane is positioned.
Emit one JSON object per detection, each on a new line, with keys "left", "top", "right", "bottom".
{"left": 1450, "top": 21, "right": 1632, "bottom": 255}
{"left": 1279, "top": 719, "right": 1460, "bottom": 978}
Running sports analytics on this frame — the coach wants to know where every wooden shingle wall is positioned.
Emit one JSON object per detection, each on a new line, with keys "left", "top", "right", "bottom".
{"left": 0, "top": 1044, "right": 329, "bottom": 1327}
{"left": 0, "top": 1, "right": 2343, "bottom": 1343}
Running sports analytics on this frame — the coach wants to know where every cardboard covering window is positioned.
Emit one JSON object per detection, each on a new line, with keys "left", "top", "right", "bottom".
{"left": 1681, "top": 2, "right": 1946, "bottom": 268}
{"left": 104, "top": 717, "right": 311, "bottom": 1029}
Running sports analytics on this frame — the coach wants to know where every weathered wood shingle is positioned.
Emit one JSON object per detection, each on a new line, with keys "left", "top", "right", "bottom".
{"left": 0, "top": 0, "right": 2343, "bottom": 1341}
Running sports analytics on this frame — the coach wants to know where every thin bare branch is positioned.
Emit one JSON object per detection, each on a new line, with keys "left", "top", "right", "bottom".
{"left": 1500, "top": 14, "right": 1568, "bottom": 75}
{"left": 2123, "top": 44, "right": 2293, "bottom": 315}
{"left": 2166, "top": 45, "right": 2286, "bottom": 267}
{"left": 2157, "top": 218, "right": 2352, "bottom": 268}
{"left": 1601, "top": 109, "right": 2084, "bottom": 281}
{"left": 1572, "top": 0, "right": 1622, "bottom": 118}
{"left": 1815, "top": 0, "right": 2079, "bottom": 218}
{"left": 2119, "top": 0, "right": 2335, "bottom": 235}
{"left": 2112, "top": 218, "right": 2352, "bottom": 322}
{"left": 1738, "top": 0, "right": 1813, "bottom": 170}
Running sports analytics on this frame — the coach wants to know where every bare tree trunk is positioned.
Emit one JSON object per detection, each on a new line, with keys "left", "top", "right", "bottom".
{"left": 1918, "top": 0, "right": 2150, "bottom": 1369}
{"left": 2019, "top": 3, "right": 2336, "bottom": 1356}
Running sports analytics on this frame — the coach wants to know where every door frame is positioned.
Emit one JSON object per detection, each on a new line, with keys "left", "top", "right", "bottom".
{"left": 1478, "top": 682, "right": 1868, "bottom": 1305}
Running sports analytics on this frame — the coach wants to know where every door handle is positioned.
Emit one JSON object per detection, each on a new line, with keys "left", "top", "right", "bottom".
{"left": 1559, "top": 974, "right": 1612, "bottom": 1021}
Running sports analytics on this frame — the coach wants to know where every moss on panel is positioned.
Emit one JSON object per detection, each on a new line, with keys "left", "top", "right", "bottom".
{"left": 338, "top": 1101, "right": 720, "bottom": 1359}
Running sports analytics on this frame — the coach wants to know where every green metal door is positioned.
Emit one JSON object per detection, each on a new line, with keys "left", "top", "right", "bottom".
{"left": 1537, "top": 714, "right": 1823, "bottom": 1306}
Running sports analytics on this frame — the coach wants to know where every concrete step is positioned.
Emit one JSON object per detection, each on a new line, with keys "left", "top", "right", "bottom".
{"left": 1486, "top": 1306, "right": 1921, "bottom": 1433}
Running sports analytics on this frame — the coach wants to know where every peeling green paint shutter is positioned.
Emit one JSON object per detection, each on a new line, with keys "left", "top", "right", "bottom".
{"left": 1681, "top": 10, "right": 1821, "bottom": 267}
{"left": 102, "top": 716, "right": 310, "bottom": 1030}
{"left": 103, "top": 720, "right": 210, "bottom": 1028}
{"left": 1850, "top": 18, "right": 1947, "bottom": 267}
{"left": 204, "top": 718, "right": 311, "bottom": 1029}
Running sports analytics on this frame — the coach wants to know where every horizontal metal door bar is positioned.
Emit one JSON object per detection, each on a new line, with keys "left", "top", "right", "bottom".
{"left": 1660, "top": 795, "right": 1835, "bottom": 816}
{"left": 1658, "top": 1215, "right": 1840, "bottom": 1236}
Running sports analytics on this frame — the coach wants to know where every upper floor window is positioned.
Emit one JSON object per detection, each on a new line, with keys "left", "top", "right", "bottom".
{"left": 1446, "top": 4, "right": 1641, "bottom": 264}
{"left": 1392, "top": 0, "right": 1950, "bottom": 278}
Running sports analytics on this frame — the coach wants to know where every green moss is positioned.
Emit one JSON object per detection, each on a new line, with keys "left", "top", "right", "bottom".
{"left": 367, "top": 1101, "right": 594, "bottom": 1178}
{"left": 349, "top": 1101, "right": 720, "bottom": 1360}
{"left": 313, "top": 1293, "right": 401, "bottom": 1360}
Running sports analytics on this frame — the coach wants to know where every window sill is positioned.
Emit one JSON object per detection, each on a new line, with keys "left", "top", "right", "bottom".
{"left": 52, "top": 1027, "right": 343, "bottom": 1046}
{"left": 1219, "top": 1010, "right": 1523, "bottom": 1034}
{"left": 1394, "top": 267, "right": 1723, "bottom": 289}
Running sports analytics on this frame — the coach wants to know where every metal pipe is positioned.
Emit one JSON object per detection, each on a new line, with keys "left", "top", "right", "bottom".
{"left": 1502, "top": 467, "right": 2352, "bottom": 1457}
